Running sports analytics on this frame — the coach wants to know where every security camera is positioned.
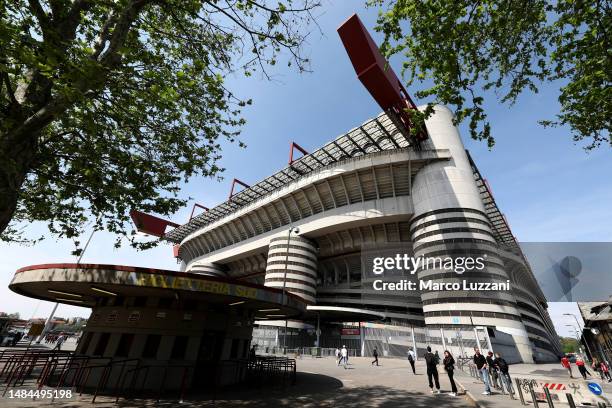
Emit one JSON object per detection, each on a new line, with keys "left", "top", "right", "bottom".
{"left": 292, "top": 227, "right": 300, "bottom": 235}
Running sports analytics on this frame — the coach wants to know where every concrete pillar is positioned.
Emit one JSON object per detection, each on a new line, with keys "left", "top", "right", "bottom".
{"left": 264, "top": 233, "right": 317, "bottom": 303}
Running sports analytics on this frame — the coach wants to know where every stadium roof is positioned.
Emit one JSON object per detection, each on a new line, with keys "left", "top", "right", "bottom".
{"left": 165, "top": 111, "right": 411, "bottom": 243}
{"left": 164, "top": 113, "right": 526, "bottom": 259}
{"left": 468, "top": 152, "right": 518, "bottom": 249}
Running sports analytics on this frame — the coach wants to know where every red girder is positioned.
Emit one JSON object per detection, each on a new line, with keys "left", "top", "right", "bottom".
{"left": 228, "top": 178, "right": 250, "bottom": 200}
{"left": 129, "top": 210, "right": 180, "bottom": 238}
{"left": 337, "top": 14, "right": 427, "bottom": 141}
{"left": 288, "top": 141, "right": 309, "bottom": 165}
{"left": 189, "top": 203, "right": 209, "bottom": 221}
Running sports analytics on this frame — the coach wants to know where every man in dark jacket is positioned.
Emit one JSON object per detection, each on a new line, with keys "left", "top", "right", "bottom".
{"left": 473, "top": 347, "right": 491, "bottom": 395}
{"left": 486, "top": 351, "right": 501, "bottom": 389}
{"left": 494, "top": 352, "right": 514, "bottom": 394}
{"left": 424, "top": 346, "right": 441, "bottom": 394}
{"left": 372, "top": 347, "right": 379, "bottom": 366}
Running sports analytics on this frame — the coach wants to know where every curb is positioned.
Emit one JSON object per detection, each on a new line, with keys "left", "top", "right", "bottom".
{"left": 455, "top": 377, "right": 484, "bottom": 408}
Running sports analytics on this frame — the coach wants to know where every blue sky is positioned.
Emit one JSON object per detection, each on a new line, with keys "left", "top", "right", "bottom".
{"left": 1, "top": 2, "right": 608, "bottom": 337}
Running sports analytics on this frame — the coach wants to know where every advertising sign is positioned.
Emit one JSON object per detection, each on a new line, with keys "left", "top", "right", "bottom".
{"left": 341, "top": 328, "right": 361, "bottom": 339}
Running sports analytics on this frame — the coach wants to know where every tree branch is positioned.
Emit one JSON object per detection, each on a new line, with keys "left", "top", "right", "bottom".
{"left": 92, "top": 10, "right": 119, "bottom": 59}
{"left": 27, "top": 0, "right": 50, "bottom": 31}
{"left": 99, "top": 0, "right": 153, "bottom": 66}
{"left": 1, "top": 72, "right": 18, "bottom": 107}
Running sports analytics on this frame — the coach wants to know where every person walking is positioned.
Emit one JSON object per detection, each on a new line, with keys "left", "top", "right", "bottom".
{"left": 561, "top": 355, "right": 573, "bottom": 378}
{"left": 495, "top": 352, "right": 514, "bottom": 395}
{"left": 371, "top": 347, "right": 379, "bottom": 366}
{"left": 486, "top": 351, "right": 501, "bottom": 390}
{"left": 11, "top": 332, "right": 23, "bottom": 347}
{"left": 340, "top": 345, "right": 348, "bottom": 369}
{"left": 53, "top": 333, "right": 66, "bottom": 351}
{"left": 443, "top": 350, "right": 458, "bottom": 396}
{"left": 407, "top": 347, "right": 416, "bottom": 374}
{"left": 335, "top": 347, "right": 341, "bottom": 365}
{"left": 576, "top": 356, "right": 590, "bottom": 379}
{"left": 424, "top": 346, "right": 441, "bottom": 394}
{"left": 600, "top": 361, "right": 611, "bottom": 382}
{"left": 592, "top": 358, "right": 603, "bottom": 380}
{"left": 473, "top": 347, "right": 491, "bottom": 395}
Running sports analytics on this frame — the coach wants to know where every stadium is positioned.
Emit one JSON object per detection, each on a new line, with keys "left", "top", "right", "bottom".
{"left": 162, "top": 100, "right": 561, "bottom": 364}
{"left": 7, "top": 14, "right": 560, "bottom": 394}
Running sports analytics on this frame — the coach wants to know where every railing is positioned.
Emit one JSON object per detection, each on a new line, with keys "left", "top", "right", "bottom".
{"left": 52, "top": 358, "right": 140, "bottom": 402}
{"left": 0, "top": 349, "right": 73, "bottom": 383}
{"left": 0, "top": 349, "right": 297, "bottom": 403}
{"left": 121, "top": 362, "right": 196, "bottom": 403}
{"left": 246, "top": 356, "right": 296, "bottom": 386}
{"left": 0, "top": 353, "right": 140, "bottom": 402}
{"left": 257, "top": 347, "right": 358, "bottom": 358}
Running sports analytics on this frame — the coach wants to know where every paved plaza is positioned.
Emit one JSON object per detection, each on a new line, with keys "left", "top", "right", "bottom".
{"left": 2, "top": 353, "right": 611, "bottom": 407}
{"left": 1, "top": 356, "right": 473, "bottom": 407}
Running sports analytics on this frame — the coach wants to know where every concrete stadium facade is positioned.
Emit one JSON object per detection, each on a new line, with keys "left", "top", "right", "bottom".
{"left": 167, "top": 105, "right": 561, "bottom": 363}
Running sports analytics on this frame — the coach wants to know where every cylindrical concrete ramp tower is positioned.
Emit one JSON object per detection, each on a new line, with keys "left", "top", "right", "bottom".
{"left": 411, "top": 105, "right": 534, "bottom": 363}
{"left": 264, "top": 234, "right": 317, "bottom": 303}
{"left": 188, "top": 262, "right": 226, "bottom": 277}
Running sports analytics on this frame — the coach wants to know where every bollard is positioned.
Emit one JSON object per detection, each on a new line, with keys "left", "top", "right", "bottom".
{"left": 529, "top": 382, "right": 540, "bottom": 408}
{"left": 516, "top": 378, "right": 526, "bottom": 405}
{"left": 565, "top": 393, "right": 576, "bottom": 408}
{"left": 543, "top": 386, "right": 555, "bottom": 408}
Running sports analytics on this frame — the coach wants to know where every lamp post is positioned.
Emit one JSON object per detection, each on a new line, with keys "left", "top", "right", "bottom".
{"left": 564, "top": 313, "right": 584, "bottom": 332}
{"left": 565, "top": 324, "right": 584, "bottom": 354}
{"left": 281, "top": 226, "right": 299, "bottom": 354}
{"left": 565, "top": 324, "right": 579, "bottom": 338}
{"left": 37, "top": 226, "right": 97, "bottom": 344}
{"left": 564, "top": 313, "right": 594, "bottom": 359}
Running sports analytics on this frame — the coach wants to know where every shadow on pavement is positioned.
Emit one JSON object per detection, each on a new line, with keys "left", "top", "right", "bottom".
{"left": 189, "top": 385, "right": 470, "bottom": 407}
{"left": 530, "top": 368, "right": 569, "bottom": 377}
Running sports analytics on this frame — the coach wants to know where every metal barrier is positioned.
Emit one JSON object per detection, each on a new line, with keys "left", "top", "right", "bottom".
{"left": 437, "top": 359, "right": 610, "bottom": 408}
{"left": 1, "top": 348, "right": 298, "bottom": 403}
{"left": 115, "top": 362, "right": 195, "bottom": 403}
{"left": 1, "top": 355, "right": 142, "bottom": 403}
{"left": 514, "top": 377, "right": 610, "bottom": 407}
{"left": 456, "top": 357, "right": 483, "bottom": 382}
{"left": 0, "top": 349, "right": 73, "bottom": 383}
{"left": 259, "top": 347, "right": 358, "bottom": 358}
{"left": 456, "top": 357, "right": 517, "bottom": 399}
{"left": 246, "top": 356, "right": 297, "bottom": 386}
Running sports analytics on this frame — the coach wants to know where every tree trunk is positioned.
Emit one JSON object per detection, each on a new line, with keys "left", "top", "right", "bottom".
{"left": 0, "top": 129, "right": 39, "bottom": 236}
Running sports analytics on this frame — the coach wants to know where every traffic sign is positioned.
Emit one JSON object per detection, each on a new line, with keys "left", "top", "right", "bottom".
{"left": 587, "top": 382, "right": 603, "bottom": 396}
